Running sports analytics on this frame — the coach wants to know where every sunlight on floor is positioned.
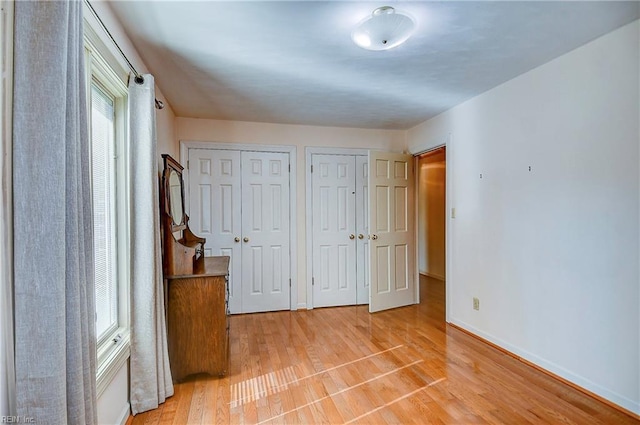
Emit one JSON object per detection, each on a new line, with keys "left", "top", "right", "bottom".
{"left": 343, "top": 378, "right": 447, "bottom": 425}
{"left": 255, "top": 360, "right": 429, "bottom": 425}
{"left": 230, "top": 365, "right": 298, "bottom": 408}
{"left": 230, "top": 345, "right": 405, "bottom": 408}
{"left": 228, "top": 342, "right": 449, "bottom": 425}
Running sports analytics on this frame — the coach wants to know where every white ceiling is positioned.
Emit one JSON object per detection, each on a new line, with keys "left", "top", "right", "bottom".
{"left": 107, "top": 1, "right": 640, "bottom": 130}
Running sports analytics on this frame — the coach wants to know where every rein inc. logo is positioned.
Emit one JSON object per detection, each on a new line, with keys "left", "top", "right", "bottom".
{"left": 1, "top": 417, "right": 34, "bottom": 424}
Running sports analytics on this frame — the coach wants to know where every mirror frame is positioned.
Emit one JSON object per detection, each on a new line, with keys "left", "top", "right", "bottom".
{"left": 161, "top": 154, "right": 187, "bottom": 232}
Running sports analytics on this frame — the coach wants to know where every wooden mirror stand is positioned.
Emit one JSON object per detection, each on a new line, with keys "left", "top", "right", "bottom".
{"left": 160, "top": 154, "right": 231, "bottom": 381}
{"left": 160, "top": 154, "right": 206, "bottom": 276}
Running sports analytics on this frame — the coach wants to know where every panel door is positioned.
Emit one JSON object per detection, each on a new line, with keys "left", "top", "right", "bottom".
{"left": 187, "top": 148, "right": 243, "bottom": 313}
{"left": 241, "top": 151, "right": 291, "bottom": 313}
{"left": 369, "top": 151, "right": 416, "bottom": 313}
{"left": 311, "top": 154, "right": 357, "bottom": 307}
{"left": 355, "top": 156, "right": 370, "bottom": 305}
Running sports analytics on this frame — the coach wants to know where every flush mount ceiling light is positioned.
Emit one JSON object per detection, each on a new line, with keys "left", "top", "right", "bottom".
{"left": 352, "top": 6, "right": 415, "bottom": 51}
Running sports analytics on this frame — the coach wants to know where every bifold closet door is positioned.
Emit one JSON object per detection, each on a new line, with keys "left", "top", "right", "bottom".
{"left": 187, "top": 148, "right": 242, "bottom": 313}
{"left": 187, "top": 148, "right": 291, "bottom": 314}
{"left": 240, "top": 151, "right": 291, "bottom": 313}
{"left": 311, "top": 154, "right": 357, "bottom": 307}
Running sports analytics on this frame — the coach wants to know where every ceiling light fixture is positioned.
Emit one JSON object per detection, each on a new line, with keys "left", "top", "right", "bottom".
{"left": 352, "top": 6, "right": 415, "bottom": 51}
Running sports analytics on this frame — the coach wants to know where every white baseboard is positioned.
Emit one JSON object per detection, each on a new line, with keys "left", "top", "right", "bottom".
{"left": 117, "top": 402, "right": 130, "bottom": 425}
{"left": 449, "top": 318, "right": 640, "bottom": 416}
{"left": 296, "top": 302, "right": 307, "bottom": 310}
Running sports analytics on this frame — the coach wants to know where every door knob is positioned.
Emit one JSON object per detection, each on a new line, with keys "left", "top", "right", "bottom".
{"left": 349, "top": 234, "right": 355, "bottom": 240}
{"left": 243, "top": 237, "right": 250, "bottom": 243}
{"left": 234, "top": 237, "right": 240, "bottom": 243}
{"left": 358, "top": 234, "right": 364, "bottom": 239}
{"left": 371, "top": 234, "right": 378, "bottom": 240}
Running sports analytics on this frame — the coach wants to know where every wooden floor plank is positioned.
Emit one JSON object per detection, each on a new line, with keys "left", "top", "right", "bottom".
{"left": 172, "top": 380, "right": 195, "bottom": 425}
{"left": 130, "top": 276, "right": 639, "bottom": 424}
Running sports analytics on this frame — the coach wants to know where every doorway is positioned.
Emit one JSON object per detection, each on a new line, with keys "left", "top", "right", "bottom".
{"left": 417, "top": 147, "right": 446, "bottom": 313}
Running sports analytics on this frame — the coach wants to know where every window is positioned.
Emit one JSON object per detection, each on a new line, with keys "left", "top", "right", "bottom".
{"left": 90, "top": 81, "right": 118, "bottom": 342}
{"left": 84, "top": 32, "right": 130, "bottom": 395}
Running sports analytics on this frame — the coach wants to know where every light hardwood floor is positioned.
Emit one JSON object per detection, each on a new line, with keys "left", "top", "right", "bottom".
{"left": 130, "top": 276, "right": 638, "bottom": 424}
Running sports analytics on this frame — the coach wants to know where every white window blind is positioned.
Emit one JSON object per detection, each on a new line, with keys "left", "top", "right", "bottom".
{"left": 90, "top": 82, "right": 118, "bottom": 341}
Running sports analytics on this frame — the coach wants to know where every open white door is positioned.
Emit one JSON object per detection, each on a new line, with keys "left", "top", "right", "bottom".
{"left": 368, "top": 151, "right": 416, "bottom": 313}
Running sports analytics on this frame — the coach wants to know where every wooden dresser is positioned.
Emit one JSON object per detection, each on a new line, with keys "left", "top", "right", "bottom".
{"left": 166, "top": 256, "right": 230, "bottom": 382}
{"left": 160, "top": 154, "right": 230, "bottom": 382}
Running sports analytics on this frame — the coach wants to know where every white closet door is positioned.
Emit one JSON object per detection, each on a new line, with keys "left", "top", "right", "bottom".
{"left": 355, "top": 156, "right": 369, "bottom": 305}
{"left": 187, "top": 148, "right": 243, "bottom": 313}
{"left": 311, "top": 154, "right": 357, "bottom": 307}
{"left": 241, "top": 151, "right": 291, "bottom": 313}
{"left": 368, "top": 151, "right": 416, "bottom": 313}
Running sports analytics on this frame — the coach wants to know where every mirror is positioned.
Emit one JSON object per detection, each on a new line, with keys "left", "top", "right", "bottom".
{"left": 161, "top": 154, "right": 186, "bottom": 232}
{"left": 168, "top": 170, "right": 184, "bottom": 226}
{"left": 160, "top": 153, "right": 207, "bottom": 276}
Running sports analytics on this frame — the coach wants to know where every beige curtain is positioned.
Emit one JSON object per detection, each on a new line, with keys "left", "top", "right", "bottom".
{"left": 12, "top": 1, "right": 97, "bottom": 423}
{"left": 0, "top": 1, "right": 15, "bottom": 417}
{"left": 128, "top": 73, "right": 174, "bottom": 415}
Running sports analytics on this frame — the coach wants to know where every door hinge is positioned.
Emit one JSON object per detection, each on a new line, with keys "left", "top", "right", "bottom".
{"left": 312, "top": 277, "right": 315, "bottom": 286}
{"left": 288, "top": 164, "right": 291, "bottom": 173}
{"left": 311, "top": 165, "right": 313, "bottom": 173}
{"left": 187, "top": 160, "right": 189, "bottom": 169}
{"left": 289, "top": 278, "right": 291, "bottom": 287}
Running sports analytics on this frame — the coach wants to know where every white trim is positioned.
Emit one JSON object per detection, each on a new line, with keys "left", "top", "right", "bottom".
{"left": 84, "top": 22, "right": 132, "bottom": 393}
{"left": 413, "top": 156, "right": 420, "bottom": 304}
{"left": 444, "top": 134, "right": 452, "bottom": 324}
{"left": 304, "top": 147, "right": 369, "bottom": 310}
{"left": 96, "top": 331, "right": 130, "bottom": 398}
{"left": 0, "top": 0, "right": 14, "bottom": 416}
{"left": 450, "top": 317, "right": 640, "bottom": 415}
{"left": 116, "top": 402, "right": 131, "bottom": 425}
{"left": 180, "top": 140, "right": 298, "bottom": 311}
{"left": 82, "top": 8, "right": 129, "bottom": 85}
{"left": 305, "top": 146, "right": 371, "bottom": 157}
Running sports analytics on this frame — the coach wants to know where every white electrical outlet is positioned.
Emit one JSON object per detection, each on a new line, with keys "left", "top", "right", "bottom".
{"left": 473, "top": 297, "right": 480, "bottom": 311}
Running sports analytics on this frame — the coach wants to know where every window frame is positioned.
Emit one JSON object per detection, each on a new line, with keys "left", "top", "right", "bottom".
{"left": 90, "top": 78, "right": 119, "bottom": 347}
{"left": 83, "top": 33, "right": 131, "bottom": 397}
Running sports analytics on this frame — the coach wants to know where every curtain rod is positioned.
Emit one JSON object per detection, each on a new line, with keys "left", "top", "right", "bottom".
{"left": 84, "top": 0, "right": 165, "bottom": 110}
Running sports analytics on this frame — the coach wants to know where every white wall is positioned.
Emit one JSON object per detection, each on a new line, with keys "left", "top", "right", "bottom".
{"left": 97, "top": 362, "right": 129, "bottom": 425}
{"left": 408, "top": 20, "right": 640, "bottom": 414}
{"left": 176, "top": 118, "right": 406, "bottom": 306}
{"left": 85, "top": 2, "right": 176, "bottom": 423}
